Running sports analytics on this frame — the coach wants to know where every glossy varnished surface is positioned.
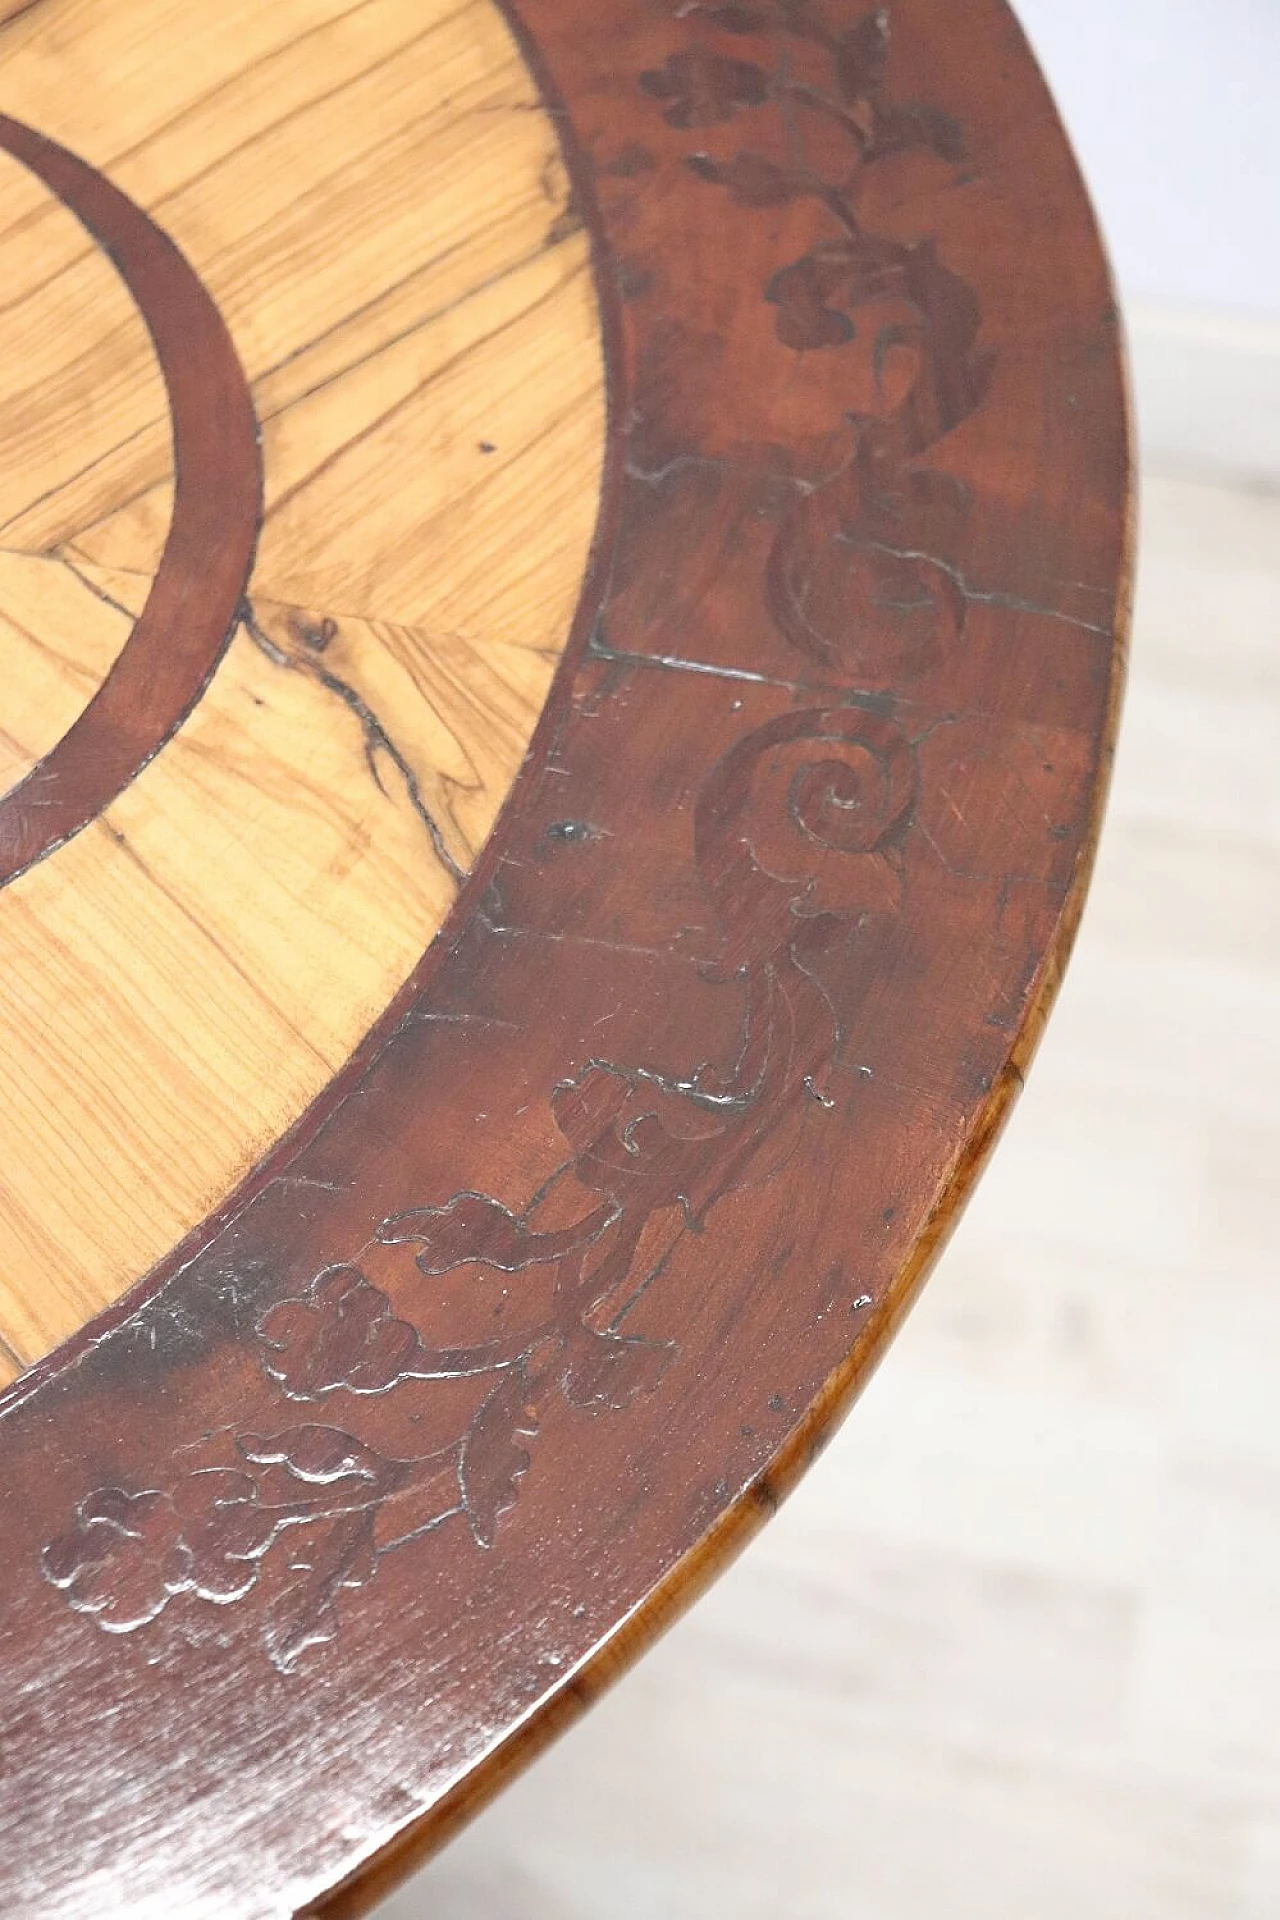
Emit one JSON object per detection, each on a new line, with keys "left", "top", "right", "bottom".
{"left": 0, "top": 1, "right": 1128, "bottom": 1914}
{"left": 0, "top": 0, "right": 603, "bottom": 1369}
{"left": 401, "top": 465, "right": 1275, "bottom": 1920}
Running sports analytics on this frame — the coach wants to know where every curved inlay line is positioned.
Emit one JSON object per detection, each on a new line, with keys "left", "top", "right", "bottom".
{"left": 0, "top": 115, "right": 261, "bottom": 886}
{"left": 0, "top": 1, "right": 1129, "bottom": 1912}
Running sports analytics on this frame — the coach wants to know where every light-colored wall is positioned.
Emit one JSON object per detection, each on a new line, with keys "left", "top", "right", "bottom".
{"left": 1015, "top": 0, "right": 1280, "bottom": 476}
{"left": 1016, "top": 0, "right": 1280, "bottom": 322}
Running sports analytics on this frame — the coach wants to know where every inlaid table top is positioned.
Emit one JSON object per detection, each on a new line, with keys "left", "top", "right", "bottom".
{"left": 0, "top": 0, "right": 1130, "bottom": 1912}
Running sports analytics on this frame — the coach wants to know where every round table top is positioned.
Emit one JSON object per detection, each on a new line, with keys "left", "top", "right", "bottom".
{"left": 0, "top": 0, "right": 1130, "bottom": 1912}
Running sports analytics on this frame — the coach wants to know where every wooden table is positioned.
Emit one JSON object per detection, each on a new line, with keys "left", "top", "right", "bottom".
{"left": 0, "top": 0, "right": 1130, "bottom": 1911}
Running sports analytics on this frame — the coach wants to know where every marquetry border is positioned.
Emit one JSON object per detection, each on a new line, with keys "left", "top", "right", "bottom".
{"left": 0, "top": 3, "right": 1131, "bottom": 1914}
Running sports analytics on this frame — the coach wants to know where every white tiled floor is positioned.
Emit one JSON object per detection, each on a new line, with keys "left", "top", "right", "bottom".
{"left": 391, "top": 466, "right": 1280, "bottom": 1918}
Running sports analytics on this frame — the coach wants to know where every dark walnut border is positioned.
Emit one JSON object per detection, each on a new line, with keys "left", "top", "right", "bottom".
{"left": 0, "top": 2, "right": 1130, "bottom": 1914}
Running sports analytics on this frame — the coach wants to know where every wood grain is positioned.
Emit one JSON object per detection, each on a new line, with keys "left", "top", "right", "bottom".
{"left": 0, "top": 0, "right": 605, "bottom": 1371}
{"left": 0, "top": 0, "right": 1129, "bottom": 1913}
{"left": 402, "top": 463, "right": 1280, "bottom": 1920}
{"left": 0, "top": 108, "right": 261, "bottom": 885}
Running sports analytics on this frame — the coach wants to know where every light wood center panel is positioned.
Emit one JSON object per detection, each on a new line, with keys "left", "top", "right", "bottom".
{"left": 0, "top": 0, "right": 605, "bottom": 1380}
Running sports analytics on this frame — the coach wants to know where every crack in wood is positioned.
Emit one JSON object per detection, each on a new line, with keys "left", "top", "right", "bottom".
{"left": 240, "top": 598, "right": 467, "bottom": 886}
